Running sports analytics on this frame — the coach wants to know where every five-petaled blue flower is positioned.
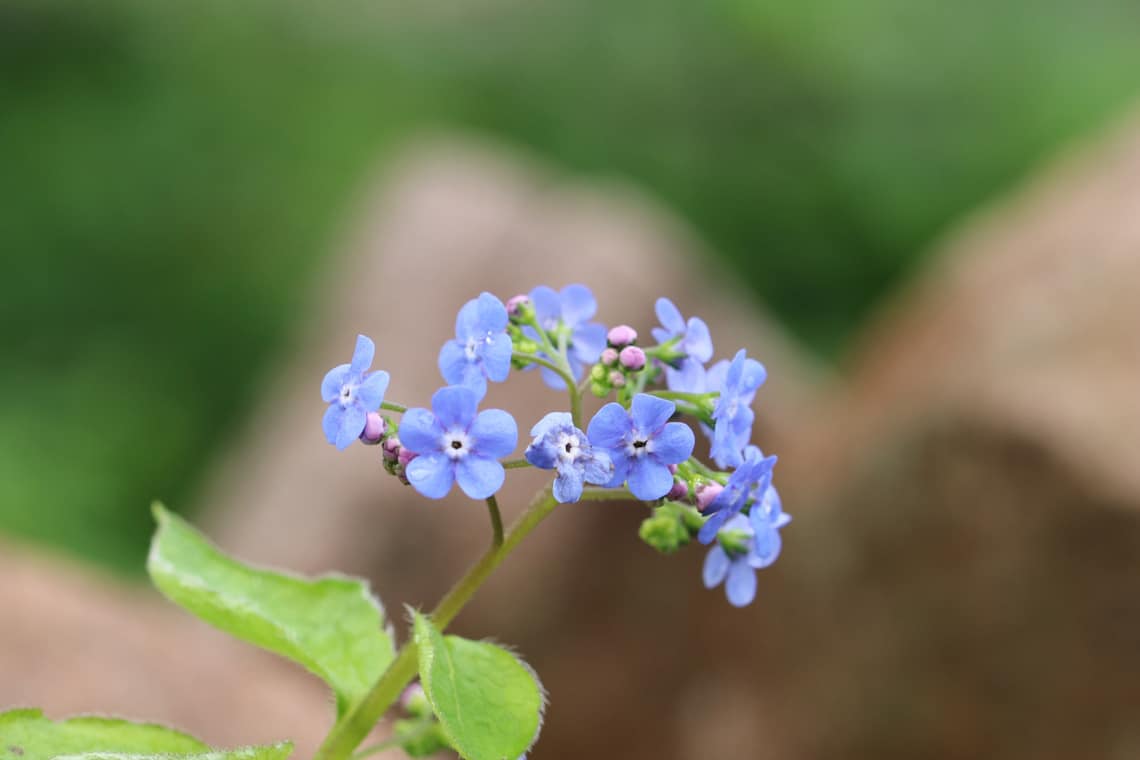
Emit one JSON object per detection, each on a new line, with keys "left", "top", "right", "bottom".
{"left": 709, "top": 349, "right": 767, "bottom": 468}
{"left": 653, "top": 297, "right": 713, "bottom": 384}
{"left": 702, "top": 499, "right": 790, "bottom": 607}
{"left": 438, "top": 292, "right": 513, "bottom": 398}
{"left": 400, "top": 386, "right": 518, "bottom": 500}
{"left": 697, "top": 446, "right": 777, "bottom": 544}
{"left": 525, "top": 412, "right": 614, "bottom": 503}
{"left": 587, "top": 393, "right": 695, "bottom": 501}
{"left": 321, "top": 335, "right": 391, "bottom": 451}
{"left": 526, "top": 284, "right": 607, "bottom": 389}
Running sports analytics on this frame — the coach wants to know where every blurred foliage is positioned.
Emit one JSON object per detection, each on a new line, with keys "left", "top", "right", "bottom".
{"left": 1, "top": 0, "right": 1137, "bottom": 571}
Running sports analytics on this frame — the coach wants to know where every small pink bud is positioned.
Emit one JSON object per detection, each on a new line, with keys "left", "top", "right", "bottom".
{"left": 382, "top": 435, "right": 402, "bottom": 463}
{"left": 506, "top": 294, "right": 530, "bottom": 316}
{"left": 667, "top": 479, "right": 689, "bottom": 501}
{"left": 608, "top": 370, "right": 626, "bottom": 388}
{"left": 398, "top": 448, "right": 417, "bottom": 468}
{"left": 400, "top": 682, "right": 426, "bottom": 712}
{"left": 668, "top": 463, "right": 679, "bottom": 474}
{"left": 696, "top": 482, "right": 724, "bottom": 513}
{"left": 359, "top": 412, "right": 386, "bottom": 444}
{"left": 619, "top": 345, "right": 646, "bottom": 371}
{"left": 606, "top": 324, "right": 638, "bottom": 347}
{"left": 601, "top": 347, "right": 619, "bottom": 366}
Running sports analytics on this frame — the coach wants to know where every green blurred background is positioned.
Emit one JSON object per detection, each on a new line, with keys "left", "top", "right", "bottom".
{"left": 1, "top": 0, "right": 1138, "bottom": 573}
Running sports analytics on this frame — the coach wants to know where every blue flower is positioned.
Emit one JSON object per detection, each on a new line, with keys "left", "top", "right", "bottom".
{"left": 321, "top": 335, "right": 391, "bottom": 451}
{"left": 709, "top": 349, "right": 767, "bottom": 469}
{"left": 750, "top": 483, "right": 791, "bottom": 569}
{"left": 697, "top": 448, "right": 777, "bottom": 544}
{"left": 524, "top": 412, "right": 613, "bottom": 503}
{"left": 399, "top": 386, "right": 518, "bottom": 499}
{"left": 586, "top": 393, "right": 695, "bottom": 501}
{"left": 702, "top": 505, "right": 790, "bottom": 607}
{"left": 438, "top": 292, "right": 513, "bottom": 398}
{"left": 526, "top": 284, "right": 607, "bottom": 389}
{"left": 652, "top": 297, "right": 713, "bottom": 372}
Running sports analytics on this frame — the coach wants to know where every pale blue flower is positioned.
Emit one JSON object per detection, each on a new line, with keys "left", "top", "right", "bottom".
{"left": 653, "top": 297, "right": 713, "bottom": 378}
{"left": 586, "top": 394, "right": 694, "bottom": 501}
{"left": 702, "top": 505, "right": 790, "bottom": 607}
{"left": 525, "top": 412, "right": 613, "bottom": 503}
{"left": 709, "top": 349, "right": 767, "bottom": 468}
{"left": 525, "top": 284, "right": 607, "bottom": 389}
{"left": 399, "top": 386, "right": 518, "bottom": 500}
{"left": 321, "top": 335, "right": 391, "bottom": 450}
{"left": 697, "top": 447, "right": 777, "bottom": 544}
{"left": 438, "top": 292, "right": 513, "bottom": 398}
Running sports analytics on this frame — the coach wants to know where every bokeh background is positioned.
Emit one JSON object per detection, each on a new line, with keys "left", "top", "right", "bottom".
{"left": 3, "top": 1, "right": 1140, "bottom": 758}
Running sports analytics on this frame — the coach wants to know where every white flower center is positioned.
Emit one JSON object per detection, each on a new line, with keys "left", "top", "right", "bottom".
{"left": 442, "top": 429, "right": 472, "bottom": 460}
{"left": 465, "top": 332, "right": 495, "bottom": 361}
{"left": 626, "top": 431, "right": 653, "bottom": 459}
{"left": 556, "top": 432, "right": 582, "bottom": 463}
{"left": 339, "top": 384, "right": 354, "bottom": 405}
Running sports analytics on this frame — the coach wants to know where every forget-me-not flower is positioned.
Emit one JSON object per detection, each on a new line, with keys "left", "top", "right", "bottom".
{"left": 653, "top": 297, "right": 713, "bottom": 384}
{"left": 526, "top": 284, "right": 607, "bottom": 389}
{"left": 399, "top": 385, "right": 518, "bottom": 500}
{"left": 525, "top": 412, "right": 613, "bottom": 503}
{"left": 697, "top": 447, "right": 777, "bottom": 544}
{"left": 438, "top": 292, "right": 513, "bottom": 398}
{"left": 702, "top": 506, "right": 790, "bottom": 607}
{"left": 321, "top": 335, "right": 391, "bottom": 451}
{"left": 587, "top": 393, "right": 695, "bottom": 501}
{"left": 709, "top": 349, "right": 767, "bottom": 468}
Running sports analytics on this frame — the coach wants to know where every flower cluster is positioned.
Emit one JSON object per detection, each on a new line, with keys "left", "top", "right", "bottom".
{"left": 319, "top": 285, "right": 789, "bottom": 607}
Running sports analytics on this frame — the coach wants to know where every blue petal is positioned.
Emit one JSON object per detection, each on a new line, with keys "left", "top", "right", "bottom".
{"left": 398, "top": 408, "right": 442, "bottom": 454}
{"left": 697, "top": 509, "right": 730, "bottom": 544}
{"left": 438, "top": 340, "right": 469, "bottom": 386}
{"left": 355, "top": 371, "right": 390, "bottom": 411}
{"left": 711, "top": 420, "right": 745, "bottom": 469}
{"left": 456, "top": 455, "right": 505, "bottom": 499}
{"left": 474, "top": 291, "right": 508, "bottom": 333}
{"left": 739, "top": 357, "right": 768, "bottom": 393}
{"left": 458, "top": 364, "right": 488, "bottom": 400}
{"left": 725, "top": 559, "right": 757, "bottom": 607}
{"left": 560, "top": 284, "right": 597, "bottom": 327}
{"left": 525, "top": 440, "right": 558, "bottom": 470}
{"left": 587, "top": 403, "right": 631, "bottom": 448}
{"left": 335, "top": 405, "right": 367, "bottom": 451}
{"left": 570, "top": 322, "right": 606, "bottom": 365}
{"left": 702, "top": 545, "right": 730, "bottom": 588}
{"left": 630, "top": 393, "right": 676, "bottom": 434}
{"left": 653, "top": 422, "right": 695, "bottom": 464}
{"left": 454, "top": 296, "right": 483, "bottom": 339}
{"left": 604, "top": 453, "right": 631, "bottom": 489}
{"left": 483, "top": 332, "right": 513, "bottom": 382}
{"left": 469, "top": 408, "right": 518, "bottom": 458}
{"left": 749, "top": 523, "right": 783, "bottom": 569}
{"left": 350, "top": 335, "right": 375, "bottom": 375}
{"left": 322, "top": 404, "right": 343, "bottom": 446}
{"left": 655, "top": 297, "right": 685, "bottom": 334}
{"left": 406, "top": 453, "right": 455, "bottom": 499}
{"left": 530, "top": 411, "right": 572, "bottom": 438}
{"left": 627, "top": 459, "right": 674, "bottom": 501}
{"left": 553, "top": 468, "right": 585, "bottom": 503}
{"left": 582, "top": 450, "right": 614, "bottom": 485}
{"left": 665, "top": 360, "right": 706, "bottom": 393}
{"left": 538, "top": 364, "right": 568, "bottom": 390}
{"left": 758, "top": 484, "right": 783, "bottom": 520}
{"left": 528, "top": 286, "right": 561, "bottom": 327}
{"left": 705, "top": 360, "right": 729, "bottom": 393}
{"left": 321, "top": 364, "right": 351, "bottom": 403}
{"left": 431, "top": 385, "right": 478, "bottom": 430}
{"left": 684, "top": 317, "right": 714, "bottom": 363}
{"left": 651, "top": 326, "right": 671, "bottom": 345}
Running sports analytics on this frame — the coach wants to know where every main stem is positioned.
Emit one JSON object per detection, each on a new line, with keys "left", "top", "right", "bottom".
{"left": 312, "top": 489, "right": 560, "bottom": 760}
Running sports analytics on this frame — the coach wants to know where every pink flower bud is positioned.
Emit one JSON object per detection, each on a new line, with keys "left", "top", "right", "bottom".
{"left": 619, "top": 345, "right": 646, "bottom": 371}
{"left": 600, "top": 347, "right": 619, "bottom": 366}
{"left": 506, "top": 294, "right": 530, "bottom": 317}
{"left": 359, "top": 412, "right": 386, "bottom": 444}
{"left": 696, "top": 482, "right": 724, "bottom": 513}
{"left": 398, "top": 448, "right": 417, "bottom": 468}
{"left": 382, "top": 435, "right": 402, "bottom": 463}
{"left": 667, "top": 479, "right": 689, "bottom": 501}
{"left": 606, "top": 324, "right": 638, "bottom": 347}
{"left": 608, "top": 370, "right": 626, "bottom": 388}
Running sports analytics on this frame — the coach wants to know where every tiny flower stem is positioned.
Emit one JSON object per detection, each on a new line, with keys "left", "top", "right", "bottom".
{"left": 485, "top": 495, "right": 504, "bottom": 547}
{"left": 649, "top": 390, "right": 719, "bottom": 403}
{"left": 512, "top": 351, "right": 576, "bottom": 389}
{"left": 502, "top": 458, "right": 533, "bottom": 469}
{"left": 380, "top": 401, "right": 407, "bottom": 414}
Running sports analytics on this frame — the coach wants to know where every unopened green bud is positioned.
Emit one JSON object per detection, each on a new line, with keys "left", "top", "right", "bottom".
{"left": 394, "top": 718, "right": 451, "bottom": 758}
{"left": 718, "top": 528, "right": 752, "bottom": 556}
{"left": 516, "top": 337, "right": 539, "bottom": 355}
{"left": 639, "top": 512, "right": 688, "bottom": 553}
{"left": 590, "top": 381, "right": 609, "bottom": 398}
{"left": 590, "top": 363, "right": 607, "bottom": 382}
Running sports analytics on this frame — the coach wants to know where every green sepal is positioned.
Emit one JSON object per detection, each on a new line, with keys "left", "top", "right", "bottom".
{"left": 146, "top": 503, "right": 395, "bottom": 717}
{"left": 0, "top": 709, "right": 292, "bottom": 760}
{"left": 411, "top": 612, "right": 545, "bottom": 760}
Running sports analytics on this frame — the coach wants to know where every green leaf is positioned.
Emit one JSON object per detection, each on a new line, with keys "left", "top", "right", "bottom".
{"left": 0, "top": 708, "right": 292, "bottom": 760}
{"left": 412, "top": 612, "right": 545, "bottom": 760}
{"left": 146, "top": 503, "right": 395, "bottom": 716}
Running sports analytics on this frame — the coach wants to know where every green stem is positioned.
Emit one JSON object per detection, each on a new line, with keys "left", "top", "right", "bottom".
{"left": 649, "top": 390, "right": 718, "bottom": 403}
{"left": 380, "top": 401, "right": 407, "bottom": 414}
{"left": 312, "top": 489, "right": 560, "bottom": 760}
{"left": 512, "top": 352, "right": 576, "bottom": 390}
{"left": 502, "top": 458, "right": 533, "bottom": 469}
{"left": 485, "top": 495, "right": 504, "bottom": 547}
